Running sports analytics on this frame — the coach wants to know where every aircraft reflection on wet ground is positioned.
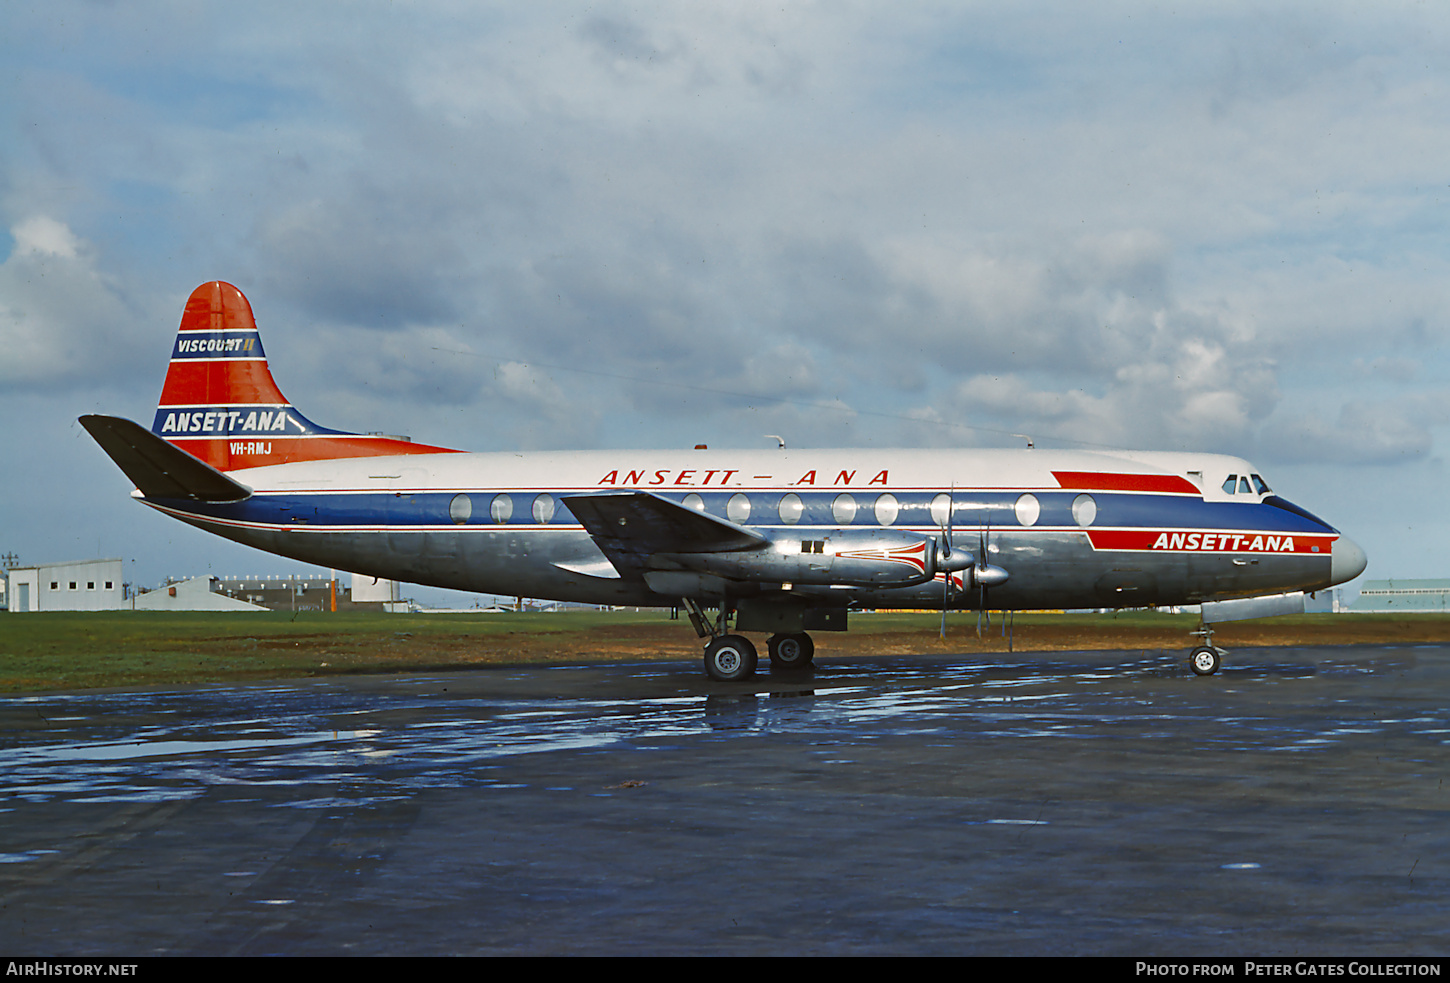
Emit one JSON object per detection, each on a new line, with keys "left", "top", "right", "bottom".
{"left": 1, "top": 649, "right": 1434, "bottom": 803}
{"left": 1, "top": 645, "right": 1447, "bottom": 955}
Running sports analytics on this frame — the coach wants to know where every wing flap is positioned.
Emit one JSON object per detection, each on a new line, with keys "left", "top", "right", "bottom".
{"left": 80, "top": 414, "right": 252, "bottom": 502}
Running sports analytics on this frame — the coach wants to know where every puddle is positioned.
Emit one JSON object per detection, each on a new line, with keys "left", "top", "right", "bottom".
{"left": 1, "top": 649, "right": 1445, "bottom": 804}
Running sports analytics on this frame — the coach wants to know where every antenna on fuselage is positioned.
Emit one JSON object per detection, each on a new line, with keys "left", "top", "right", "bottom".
{"left": 764, "top": 435, "right": 786, "bottom": 449}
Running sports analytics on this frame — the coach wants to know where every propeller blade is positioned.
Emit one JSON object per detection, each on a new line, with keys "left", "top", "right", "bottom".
{"left": 977, "top": 510, "right": 989, "bottom": 637}
{"left": 939, "top": 485, "right": 954, "bottom": 638}
{"left": 940, "top": 564, "right": 948, "bottom": 638}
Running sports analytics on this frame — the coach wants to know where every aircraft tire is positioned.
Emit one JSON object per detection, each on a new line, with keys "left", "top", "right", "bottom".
{"left": 767, "top": 632, "right": 814, "bottom": 670}
{"left": 704, "top": 635, "right": 758, "bottom": 682}
{"left": 1189, "top": 645, "right": 1221, "bottom": 676}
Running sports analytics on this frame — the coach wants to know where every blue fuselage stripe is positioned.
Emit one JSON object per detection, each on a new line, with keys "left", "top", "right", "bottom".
{"left": 161, "top": 489, "right": 1334, "bottom": 536}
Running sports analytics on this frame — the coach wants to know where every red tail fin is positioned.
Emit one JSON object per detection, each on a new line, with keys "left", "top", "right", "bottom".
{"left": 152, "top": 281, "right": 459, "bottom": 471}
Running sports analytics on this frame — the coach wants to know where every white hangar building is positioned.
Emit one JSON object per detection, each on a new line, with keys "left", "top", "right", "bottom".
{"left": 6, "top": 559, "right": 125, "bottom": 613}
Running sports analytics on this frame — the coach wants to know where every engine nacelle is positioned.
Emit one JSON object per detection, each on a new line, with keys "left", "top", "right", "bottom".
{"left": 657, "top": 530, "right": 943, "bottom": 589}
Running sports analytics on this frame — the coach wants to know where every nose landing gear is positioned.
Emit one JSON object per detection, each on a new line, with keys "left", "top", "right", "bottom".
{"left": 1188, "top": 623, "right": 1226, "bottom": 676}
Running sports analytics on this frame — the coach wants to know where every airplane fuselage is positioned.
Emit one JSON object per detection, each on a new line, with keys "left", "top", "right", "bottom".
{"left": 139, "top": 445, "right": 1354, "bottom": 612}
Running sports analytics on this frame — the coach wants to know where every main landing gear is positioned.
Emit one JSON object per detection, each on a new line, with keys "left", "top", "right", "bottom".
{"left": 1188, "top": 623, "right": 1225, "bottom": 676}
{"left": 766, "top": 631, "right": 814, "bottom": 670}
{"left": 703, "top": 634, "right": 758, "bottom": 682}
{"left": 683, "top": 599, "right": 815, "bottom": 681}
{"left": 700, "top": 632, "right": 816, "bottom": 681}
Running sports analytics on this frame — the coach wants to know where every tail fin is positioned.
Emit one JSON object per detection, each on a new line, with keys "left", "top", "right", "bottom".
{"left": 152, "top": 281, "right": 459, "bottom": 471}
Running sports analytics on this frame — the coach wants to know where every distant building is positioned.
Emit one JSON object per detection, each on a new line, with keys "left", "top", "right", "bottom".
{"left": 349, "top": 573, "right": 410, "bottom": 612}
{"left": 1350, "top": 579, "right": 1450, "bottom": 613}
{"left": 133, "top": 576, "right": 268, "bottom": 611}
{"left": 212, "top": 573, "right": 402, "bottom": 612}
{"left": 5, "top": 559, "right": 125, "bottom": 612}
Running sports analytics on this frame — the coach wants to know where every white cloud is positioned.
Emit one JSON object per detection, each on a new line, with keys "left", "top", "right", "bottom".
{"left": 1264, "top": 392, "right": 1450, "bottom": 466}
{"left": 12, "top": 216, "right": 82, "bottom": 258}
{"left": 8, "top": 1, "right": 1450, "bottom": 581}
{"left": 0, "top": 218, "right": 149, "bottom": 391}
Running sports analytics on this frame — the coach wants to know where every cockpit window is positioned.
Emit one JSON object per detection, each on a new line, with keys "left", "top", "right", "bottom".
{"left": 1222, "top": 473, "right": 1268, "bottom": 496}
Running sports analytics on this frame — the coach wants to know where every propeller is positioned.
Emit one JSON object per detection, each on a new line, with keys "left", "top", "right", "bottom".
{"left": 935, "top": 490, "right": 1009, "bottom": 640}
{"left": 973, "top": 507, "right": 1010, "bottom": 638}
{"left": 938, "top": 488, "right": 953, "bottom": 637}
{"left": 936, "top": 487, "right": 972, "bottom": 638}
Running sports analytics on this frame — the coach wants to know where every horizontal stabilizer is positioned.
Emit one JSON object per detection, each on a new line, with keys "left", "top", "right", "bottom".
{"left": 561, "top": 491, "right": 769, "bottom": 556}
{"left": 80, "top": 414, "right": 252, "bottom": 502}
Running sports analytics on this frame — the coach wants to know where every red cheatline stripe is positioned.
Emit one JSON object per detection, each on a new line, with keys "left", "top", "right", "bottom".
{"left": 1087, "top": 529, "right": 1335, "bottom": 554}
{"left": 167, "top": 435, "right": 461, "bottom": 470}
{"left": 1052, "top": 471, "right": 1200, "bottom": 494}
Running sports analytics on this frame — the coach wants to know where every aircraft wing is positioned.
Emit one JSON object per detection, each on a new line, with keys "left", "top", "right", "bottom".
{"left": 79, "top": 414, "right": 253, "bottom": 503}
{"left": 560, "top": 491, "right": 769, "bottom": 570}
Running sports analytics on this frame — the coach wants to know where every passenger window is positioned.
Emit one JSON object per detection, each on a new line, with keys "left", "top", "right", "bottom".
{"left": 683, "top": 493, "right": 705, "bottom": 513}
{"left": 929, "top": 493, "right": 952, "bottom": 527}
{"left": 832, "top": 493, "right": 857, "bottom": 525}
{"left": 532, "top": 494, "right": 555, "bottom": 524}
{"left": 1014, "top": 493, "right": 1040, "bottom": 527}
{"left": 727, "top": 493, "right": 751, "bottom": 523}
{"left": 449, "top": 493, "right": 472, "bottom": 524}
{"left": 778, "top": 493, "right": 803, "bottom": 525}
{"left": 1222, "top": 475, "right": 1238, "bottom": 494}
{"left": 490, "top": 493, "right": 513, "bottom": 524}
{"left": 874, "top": 493, "right": 899, "bottom": 526}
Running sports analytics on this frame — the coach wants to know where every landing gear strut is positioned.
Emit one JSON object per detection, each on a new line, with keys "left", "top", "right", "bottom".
{"left": 1189, "top": 623, "right": 1225, "bottom": 676}
{"left": 683, "top": 597, "right": 762, "bottom": 682}
{"left": 682, "top": 598, "right": 817, "bottom": 681}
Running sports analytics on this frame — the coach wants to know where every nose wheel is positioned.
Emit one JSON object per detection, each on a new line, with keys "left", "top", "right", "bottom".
{"left": 1189, "top": 645, "right": 1222, "bottom": 676}
{"left": 1188, "top": 623, "right": 1224, "bottom": 675}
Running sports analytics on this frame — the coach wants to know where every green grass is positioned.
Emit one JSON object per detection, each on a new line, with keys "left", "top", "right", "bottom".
{"left": 2, "top": 608, "right": 1446, "bottom": 693}
{"left": 0, "top": 609, "right": 676, "bottom": 692}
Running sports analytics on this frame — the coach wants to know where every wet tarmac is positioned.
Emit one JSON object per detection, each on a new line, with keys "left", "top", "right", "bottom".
{"left": 0, "top": 645, "right": 1447, "bottom": 955}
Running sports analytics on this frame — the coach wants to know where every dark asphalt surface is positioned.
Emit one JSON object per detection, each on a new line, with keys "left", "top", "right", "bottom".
{"left": 0, "top": 644, "right": 1446, "bottom": 956}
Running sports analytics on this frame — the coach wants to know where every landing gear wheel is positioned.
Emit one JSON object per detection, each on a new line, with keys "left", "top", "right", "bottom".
{"left": 704, "top": 634, "right": 758, "bottom": 681}
{"left": 767, "top": 632, "right": 815, "bottom": 670}
{"left": 1189, "top": 645, "right": 1222, "bottom": 676}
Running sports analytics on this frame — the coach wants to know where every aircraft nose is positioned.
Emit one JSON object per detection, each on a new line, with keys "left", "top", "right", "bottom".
{"left": 1330, "top": 535, "right": 1368, "bottom": 585}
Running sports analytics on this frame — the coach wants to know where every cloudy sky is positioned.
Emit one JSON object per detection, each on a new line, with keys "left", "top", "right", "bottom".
{"left": 3, "top": 1, "right": 1448, "bottom": 601}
